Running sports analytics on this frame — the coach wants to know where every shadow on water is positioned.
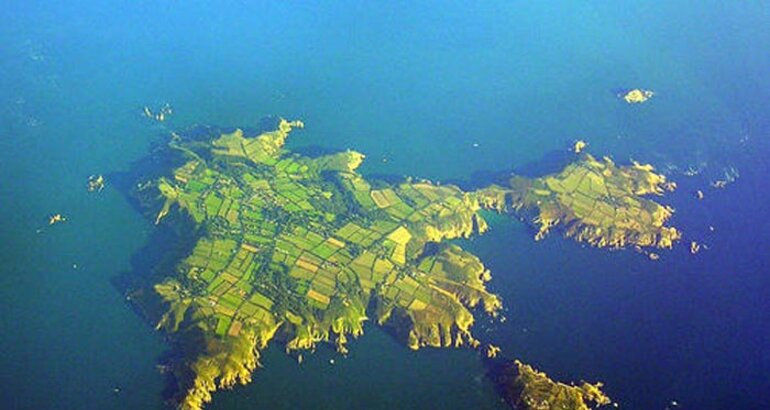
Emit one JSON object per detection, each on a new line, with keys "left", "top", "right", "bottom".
{"left": 108, "top": 211, "right": 201, "bottom": 403}
{"left": 484, "top": 357, "right": 518, "bottom": 408}
{"left": 366, "top": 172, "right": 410, "bottom": 187}
{"left": 291, "top": 144, "right": 345, "bottom": 158}
{"left": 363, "top": 149, "right": 573, "bottom": 192}
{"left": 105, "top": 116, "right": 305, "bottom": 403}
{"left": 107, "top": 129, "right": 211, "bottom": 403}
{"left": 167, "top": 115, "right": 282, "bottom": 143}
{"left": 444, "top": 148, "right": 575, "bottom": 191}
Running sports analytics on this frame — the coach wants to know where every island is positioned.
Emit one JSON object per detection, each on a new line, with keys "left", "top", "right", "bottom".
{"left": 620, "top": 89, "right": 654, "bottom": 104}
{"left": 143, "top": 103, "right": 173, "bottom": 122}
{"left": 498, "top": 360, "right": 612, "bottom": 410}
{"left": 127, "top": 118, "right": 679, "bottom": 409}
{"left": 572, "top": 140, "right": 587, "bottom": 154}
{"left": 88, "top": 174, "right": 105, "bottom": 192}
{"left": 49, "top": 213, "right": 66, "bottom": 225}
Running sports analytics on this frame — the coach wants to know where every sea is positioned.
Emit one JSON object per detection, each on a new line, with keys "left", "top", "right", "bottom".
{"left": 1, "top": 2, "right": 769, "bottom": 409}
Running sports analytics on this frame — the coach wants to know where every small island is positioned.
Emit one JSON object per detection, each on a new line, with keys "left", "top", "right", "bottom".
{"left": 49, "top": 213, "right": 66, "bottom": 225}
{"left": 620, "top": 88, "right": 654, "bottom": 104}
{"left": 143, "top": 103, "right": 173, "bottom": 122}
{"left": 128, "top": 118, "right": 680, "bottom": 409}
{"left": 573, "top": 140, "right": 588, "bottom": 154}
{"left": 498, "top": 360, "right": 612, "bottom": 409}
{"left": 88, "top": 174, "right": 105, "bottom": 192}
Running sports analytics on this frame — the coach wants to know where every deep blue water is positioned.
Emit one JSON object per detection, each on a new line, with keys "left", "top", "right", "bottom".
{"left": 1, "top": 2, "right": 769, "bottom": 409}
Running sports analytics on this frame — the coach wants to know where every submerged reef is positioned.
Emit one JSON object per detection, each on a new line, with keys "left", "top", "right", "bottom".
{"left": 129, "top": 119, "right": 680, "bottom": 408}
{"left": 498, "top": 360, "right": 612, "bottom": 410}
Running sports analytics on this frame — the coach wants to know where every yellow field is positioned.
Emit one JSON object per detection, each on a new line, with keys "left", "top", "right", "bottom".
{"left": 296, "top": 257, "right": 319, "bottom": 273}
{"left": 387, "top": 226, "right": 412, "bottom": 245}
{"left": 241, "top": 243, "right": 259, "bottom": 253}
{"left": 408, "top": 299, "right": 428, "bottom": 311}
{"left": 307, "top": 289, "right": 331, "bottom": 306}
{"left": 327, "top": 237, "right": 346, "bottom": 248}
{"left": 227, "top": 320, "right": 242, "bottom": 337}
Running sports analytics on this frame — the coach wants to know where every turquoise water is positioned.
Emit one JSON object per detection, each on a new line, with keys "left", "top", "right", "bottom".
{"left": 1, "top": 2, "right": 769, "bottom": 409}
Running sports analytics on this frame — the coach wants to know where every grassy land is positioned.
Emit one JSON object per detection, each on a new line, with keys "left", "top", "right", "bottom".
{"left": 145, "top": 119, "right": 673, "bottom": 410}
